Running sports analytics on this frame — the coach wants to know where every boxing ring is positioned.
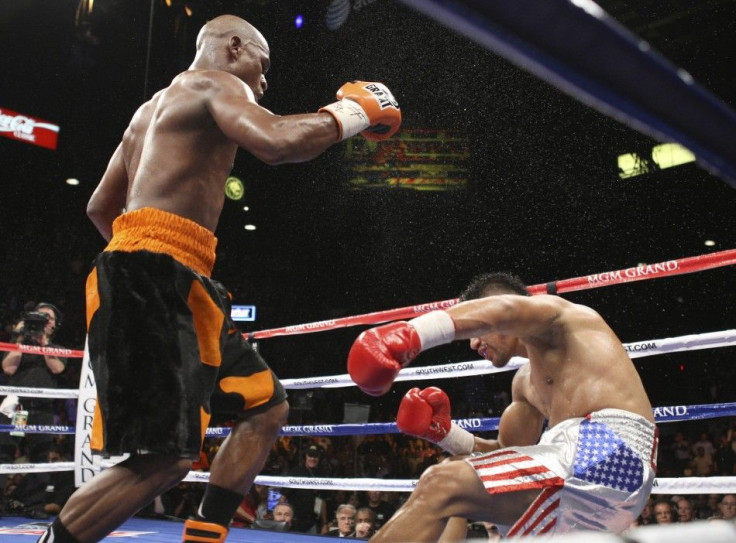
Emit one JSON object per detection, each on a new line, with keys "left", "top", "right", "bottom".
{"left": 3, "top": 0, "right": 736, "bottom": 541}
{"left": 1, "top": 249, "right": 735, "bottom": 541}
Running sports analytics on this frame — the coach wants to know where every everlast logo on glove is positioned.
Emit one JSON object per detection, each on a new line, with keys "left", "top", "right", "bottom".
{"left": 320, "top": 80, "right": 402, "bottom": 141}
{"left": 364, "top": 83, "right": 400, "bottom": 110}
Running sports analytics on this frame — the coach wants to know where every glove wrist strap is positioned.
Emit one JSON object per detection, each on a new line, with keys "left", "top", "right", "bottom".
{"left": 320, "top": 100, "right": 370, "bottom": 141}
{"left": 438, "top": 423, "right": 475, "bottom": 456}
{"left": 409, "top": 310, "right": 456, "bottom": 350}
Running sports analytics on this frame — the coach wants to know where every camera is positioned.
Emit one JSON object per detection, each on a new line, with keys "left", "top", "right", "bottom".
{"left": 20, "top": 311, "right": 50, "bottom": 340}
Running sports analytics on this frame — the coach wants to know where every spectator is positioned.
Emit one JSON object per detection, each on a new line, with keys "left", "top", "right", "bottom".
{"left": 272, "top": 502, "right": 295, "bottom": 530}
{"left": 4, "top": 460, "right": 55, "bottom": 519}
{"left": 653, "top": 499, "right": 676, "bottom": 524}
{"left": 0, "top": 304, "right": 67, "bottom": 520}
{"left": 691, "top": 446, "right": 715, "bottom": 476}
{"left": 0, "top": 303, "right": 67, "bottom": 464}
{"left": 637, "top": 495, "right": 654, "bottom": 525}
{"left": 693, "top": 493, "right": 715, "bottom": 520}
{"left": 323, "top": 489, "right": 351, "bottom": 532}
{"left": 715, "top": 432, "right": 736, "bottom": 475}
{"left": 353, "top": 507, "right": 376, "bottom": 539}
{"left": 709, "top": 494, "right": 736, "bottom": 521}
{"left": 3, "top": 478, "right": 19, "bottom": 509}
{"left": 231, "top": 484, "right": 270, "bottom": 527}
{"left": 280, "top": 444, "right": 329, "bottom": 533}
{"left": 706, "top": 494, "right": 722, "bottom": 518}
{"left": 41, "top": 447, "right": 75, "bottom": 516}
{"left": 326, "top": 503, "right": 356, "bottom": 537}
{"left": 363, "top": 490, "right": 396, "bottom": 530}
{"left": 162, "top": 482, "right": 202, "bottom": 520}
{"left": 669, "top": 432, "right": 692, "bottom": 475}
{"left": 675, "top": 497, "right": 694, "bottom": 523}
{"left": 693, "top": 432, "right": 715, "bottom": 458}
{"left": 248, "top": 501, "right": 293, "bottom": 532}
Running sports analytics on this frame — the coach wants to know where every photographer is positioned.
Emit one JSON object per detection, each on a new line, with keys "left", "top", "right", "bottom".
{"left": 1, "top": 303, "right": 67, "bottom": 463}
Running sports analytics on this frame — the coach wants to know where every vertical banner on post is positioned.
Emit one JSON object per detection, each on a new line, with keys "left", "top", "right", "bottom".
{"left": 74, "top": 336, "right": 128, "bottom": 487}
{"left": 74, "top": 336, "right": 97, "bottom": 487}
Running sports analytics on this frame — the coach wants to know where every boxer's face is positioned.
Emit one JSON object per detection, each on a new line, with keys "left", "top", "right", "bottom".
{"left": 469, "top": 287, "right": 522, "bottom": 367}
{"left": 470, "top": 332, "right": 517, "bottom": 367}
{"left": 235, "top": 33, "right": 270, "bottom": 102}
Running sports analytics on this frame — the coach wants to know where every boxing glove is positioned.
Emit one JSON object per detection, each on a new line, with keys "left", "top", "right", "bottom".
{"left": 347, "top": 311, "right": 456, "bottom": 396}
{"left": 397, "top": 387, "right": 475, "bottom": 456}
{"left": 347, "top": 322, "right": 419, "bottom": 397}
{"left": 320, "top": 81, "right": 401, "bottom": 141}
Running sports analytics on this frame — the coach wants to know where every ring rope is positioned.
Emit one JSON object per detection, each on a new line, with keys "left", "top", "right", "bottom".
{"left": 3, "top": 328, "right": 732, "bottom": 399}
{"left": 280, "top": 329, "right": 736, "bottom": 390}
{"left": 3, "top": 401, "right": 733, "bottom": 440}
{"left": 1, "top": 251, "right": 733, "bottom": 503}
{"left": 0, "top": 342, "right": 83, "bottom": 358}
{"left": 249, "top": 249, "right": 736, "bottom": 340}
{"left": 0, "top": 385, "right": 78, "bottom": 399}
{"left": 1, "top": 460, "right": 733, "bottom": 495}
{"left": 0, "top": 250, "right": 731, "bottom": 352}
{"left": 238, "top": 475, "right": 736, "bottom": 496}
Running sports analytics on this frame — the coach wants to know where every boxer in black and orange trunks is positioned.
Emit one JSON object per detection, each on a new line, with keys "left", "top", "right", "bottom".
{"left": 86, "top": 208, "right": 286, "bottom": 461}
{"left": 38, "top": 13, "right": 401, "bottom": 543}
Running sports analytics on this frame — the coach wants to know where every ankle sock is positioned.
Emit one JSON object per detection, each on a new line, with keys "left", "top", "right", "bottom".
{"left": 197, "top": 483, "right": 244, "bottom": 527}
{"left": 37, "top": 517, "right": 80, "bottom": 543}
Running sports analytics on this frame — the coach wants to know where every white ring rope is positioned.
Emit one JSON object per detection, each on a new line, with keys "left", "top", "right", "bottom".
{"left": 2, "top": 331, "right": 734, "bottom": 493}
{"left": 2, "top": 460, "right": 733, "bottom": 495}
{"left": 2, "top": 329, "right": 733, "bottom": 397}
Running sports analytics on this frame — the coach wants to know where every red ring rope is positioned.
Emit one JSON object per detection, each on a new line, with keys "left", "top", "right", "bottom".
{"left": 249, "top": 249, "right": 736, "bottom": 340}
{"left": 0, "top": 250, "right": 732, "bottom": 348}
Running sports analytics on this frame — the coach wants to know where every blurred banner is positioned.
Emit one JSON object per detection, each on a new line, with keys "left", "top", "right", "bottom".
{"left": 0, "top": 106, "right": 59, "bottom": 150}
{"left": 345, "top": 129, "right": 469, "bottom": 191}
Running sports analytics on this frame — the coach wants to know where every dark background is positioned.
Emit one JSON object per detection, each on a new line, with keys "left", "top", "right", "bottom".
{"left": 1, "top": 0, "right": 734, "bottom": 422}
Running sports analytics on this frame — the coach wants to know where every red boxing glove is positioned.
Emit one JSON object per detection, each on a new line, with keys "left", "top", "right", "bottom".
{"left": 397, "top": 387, "right": 475, "bottom": 455}
{"left": 397, "top": 387, "right": 451, "bottom": 443}
{"left": 347, "top": 322, "right": 421, "bottom": 396}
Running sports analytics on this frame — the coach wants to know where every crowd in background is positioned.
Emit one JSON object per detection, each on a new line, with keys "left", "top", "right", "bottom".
{"left": 149, "top": 418, "right": 736, "bottom": 537}
{"left": 0, "top": 290, "right": 735, "bottom": 535}
{"left": 72, "top": 418, "right": 736, "bottom": 535}
{"left": 1, "top": 370, "right": 735, "bottom": 535}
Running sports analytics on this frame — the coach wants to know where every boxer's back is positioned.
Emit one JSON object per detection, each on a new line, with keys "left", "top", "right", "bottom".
{"left": 123, "top": 71, "right": 240, "bottom": 232}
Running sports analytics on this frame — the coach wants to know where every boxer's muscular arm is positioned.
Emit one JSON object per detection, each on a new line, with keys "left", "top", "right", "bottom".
{"left": 205, "top": 72, "right": 342, "bottom": 165}
{"left": 87, "top": 143, "right": 128, "bottom": 241}
{"left": 471, "top": 367, "right": 545, "bottom": 453}
{"left": 498, "top": 366, "right": 546, "bottom": 446}
{"left": 449, "top": 294, "right": 563, "bottom": 345}
{"left": 346, "top": 297, "right": 562, "bottom": 399}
